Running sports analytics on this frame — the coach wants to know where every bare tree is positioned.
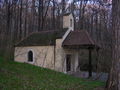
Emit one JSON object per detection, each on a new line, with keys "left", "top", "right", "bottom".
{"left": 106, "top": 0, "right": 120, "bottom": 90}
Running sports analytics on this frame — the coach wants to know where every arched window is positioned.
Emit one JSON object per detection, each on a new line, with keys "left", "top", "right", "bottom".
{"left": 28, "top": 51, "right": 33, "bottom": 62}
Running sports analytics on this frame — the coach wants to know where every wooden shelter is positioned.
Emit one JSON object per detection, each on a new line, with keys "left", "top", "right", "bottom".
{"left": 62, "top": 30, "right": 100, "bottom": 77}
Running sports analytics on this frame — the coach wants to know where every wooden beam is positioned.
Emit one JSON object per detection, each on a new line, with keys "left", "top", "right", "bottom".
{"left": 88, "top": 48, "right": 92, "bottom": 78}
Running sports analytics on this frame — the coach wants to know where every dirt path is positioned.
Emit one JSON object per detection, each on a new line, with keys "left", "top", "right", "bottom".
{"left": 71, "top": 71, "right": 108, "bottom": 81}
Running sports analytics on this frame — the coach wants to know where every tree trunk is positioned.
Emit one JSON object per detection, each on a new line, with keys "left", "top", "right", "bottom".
{"left": 107, "top": 0, "right": 120, "bottom": 90}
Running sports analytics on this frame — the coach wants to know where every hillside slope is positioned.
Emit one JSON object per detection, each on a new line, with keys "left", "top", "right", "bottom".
{"left": 0, "top": 58, "right": 104, "bottom": 90}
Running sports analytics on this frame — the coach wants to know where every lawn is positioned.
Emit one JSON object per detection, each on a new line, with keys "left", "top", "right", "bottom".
{"left": 0, "top": 57, "right": 105, "bottom": 90}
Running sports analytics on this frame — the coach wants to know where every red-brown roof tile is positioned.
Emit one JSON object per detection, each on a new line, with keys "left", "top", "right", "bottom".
{"left": 62, "top": 30, "right": 96, "bottom": 47}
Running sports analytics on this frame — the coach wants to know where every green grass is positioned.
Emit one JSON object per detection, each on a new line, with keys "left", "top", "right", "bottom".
{"left": 0, "top": 57, "right": 105, "bottom": 90}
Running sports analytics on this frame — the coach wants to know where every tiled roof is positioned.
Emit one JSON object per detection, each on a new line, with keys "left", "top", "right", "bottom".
{"left": 15, "top": 29, "right": 99, "bottom": 49}
{"left": 62, "top": 30, "right": 98, "bottom": 48}
{"left": 15, "top": 28, "right": 68, "bottom": 47}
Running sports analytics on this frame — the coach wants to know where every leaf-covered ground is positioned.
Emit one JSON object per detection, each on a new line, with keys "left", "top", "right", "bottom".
{"left": 0, "top": 57, "right": 105, "bottom": 90}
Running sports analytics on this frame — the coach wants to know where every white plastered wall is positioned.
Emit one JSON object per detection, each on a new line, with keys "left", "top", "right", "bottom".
{"left": 55, "top": 39, "right": 79, "bottom": 73}
{"left": 14, "top": 46, "right": 55, "bottom": 70}
{"left": 14, "top": 39, "right": 79, "bottom": 73}
{"left": 62, "top": 13, "right": 74, "bottom": 43}
{"left": 63, "top": 14, "right": 74, "bottom": 31}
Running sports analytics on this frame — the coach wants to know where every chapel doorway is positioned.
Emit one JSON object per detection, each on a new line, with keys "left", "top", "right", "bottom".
{"left": 66, "top": 54, "right": 72, "bottom": 72}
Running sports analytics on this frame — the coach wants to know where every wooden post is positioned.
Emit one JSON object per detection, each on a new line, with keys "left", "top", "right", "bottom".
{"left": 88, "top": 48, "right": 92, "bottom": 78}
{"left": 96, "top": 48, "right": 99, "bottom": 71}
